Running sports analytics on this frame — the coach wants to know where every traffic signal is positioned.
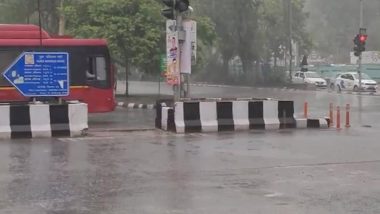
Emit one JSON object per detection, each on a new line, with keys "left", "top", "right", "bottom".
{"left": 161, "top": 0, "right": 190, "bottom": 19}
{"left": 175, "top": 0, "right": 189, "bottom": 12}
{"left": 353, "top": 34, "right": 360, "bottom": 56}
{"left": 359, "top": 34, "right": 367, "bottom": 52}
{"left": 353, "top": 34, "right": 368, "bottom": 56}
{"left": 162, "top": 0, "right": 175, "bottom": 19}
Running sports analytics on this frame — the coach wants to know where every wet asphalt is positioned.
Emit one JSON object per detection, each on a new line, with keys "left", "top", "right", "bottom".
{"left": 1, "top": 82, "right": 380, "bottom": 213}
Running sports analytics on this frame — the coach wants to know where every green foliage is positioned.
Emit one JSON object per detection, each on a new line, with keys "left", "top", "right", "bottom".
{"left": 192, "top": 16, "right": 217, "bottom": 72}
{"left": 0, "top": 0, "right": 313, "bottom": 85}
{"left": 0, "top": 0, "right": 34, "bottom": 23}
{"left": 0, "top": 0, "right": 69, "bottom": 33}
{"left": 195, "top": 0, "right": 311, "bottom": 84}
{"left": 65, "top": 0, "right": 163, "bottom": 74}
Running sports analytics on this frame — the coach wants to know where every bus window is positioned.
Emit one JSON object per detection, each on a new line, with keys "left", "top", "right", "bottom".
{"left": 95, "top": 57, "right": 106, "bottom": 81}
{"left": 87, "top": 56, "right": 107, "bottom": 81}
{"left": 87, "top": 57, "right": 96, "bottom": 80}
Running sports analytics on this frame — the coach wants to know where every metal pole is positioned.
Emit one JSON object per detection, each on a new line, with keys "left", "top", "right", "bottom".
{"left": 175, "top": 13, "right": 183, "bottom": 100}
{"left": 358, "top": 54, "right": 362, "bottom": 92}
{"left": 360, "top": 0, "right": 364, "bottom": 27}
{"left": 186, "top": 74, "right": 190, "bottom": 97}
{"left": 37, "top": 0, "right": 43, "bottom": 46}
{"left": 358, "top": 0, "right": 363, "bottom": 93}
{"left": 158, "top": 75, "right": 161, "bottom": 98}
{"left": 288, "top": 0, "right": 293, "bottom": 82}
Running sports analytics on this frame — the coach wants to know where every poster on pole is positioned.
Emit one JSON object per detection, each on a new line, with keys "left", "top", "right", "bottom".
{"left": 189, "top": 20, "right": 197, "bottom": 66}
{"left": 165, "top": 20, "right": 179, "bottom": 85}
{"left": 180, "top": 20, "right": 197, "bottom": 74}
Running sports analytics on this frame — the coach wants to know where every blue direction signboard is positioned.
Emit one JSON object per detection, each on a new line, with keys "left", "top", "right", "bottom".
{"left": 2, "top": 52, "right": 69, "bottom": 97}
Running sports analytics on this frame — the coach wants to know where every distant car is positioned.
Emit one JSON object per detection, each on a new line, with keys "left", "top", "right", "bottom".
{"left": 293, "top": 71, "right": 327, "bottom": 88}
{"left": 334, "top": 72, "right": 378, "bottom": 92}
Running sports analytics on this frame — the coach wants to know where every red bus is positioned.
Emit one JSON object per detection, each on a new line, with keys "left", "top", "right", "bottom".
{"left": 0, "top": 24, "right": 116, "bottom": 113}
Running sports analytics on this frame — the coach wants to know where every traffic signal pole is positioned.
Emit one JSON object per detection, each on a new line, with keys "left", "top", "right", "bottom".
{"left": 360, "top": 0, "right": 364, "bottom": 32}
{"left": 358, "top": 0, "right": 364, "bottom": 93}
{"left": 176, "top": 13, "right": 190, "bottom": 99}
{"left": 358, "top": 51, "right": 362, "bottom": 92}
{"left": 162, "top": 0, "right": 190, "bottom": 101}
{"left": 288, "top": 0, "right": 293, "bottom": 82}
{"left": 176, "top": 13, "right": 186, "bottom": 100}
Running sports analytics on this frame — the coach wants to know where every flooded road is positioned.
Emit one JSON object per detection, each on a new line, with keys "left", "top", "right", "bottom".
{"left": 1, "top": 127, "right": 380, "bottom": 213}
{"left": 1, "top": 84, "right": 380, "bottom": 213}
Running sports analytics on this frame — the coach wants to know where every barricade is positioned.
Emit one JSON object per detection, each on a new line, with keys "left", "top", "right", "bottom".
{"left": 155, "top": 99, "right": 175, "bottom": 130}
{"left": 295, "top": 118, "right": 330, "bottom": 129}
{"left": 156, "top": 98, "right": 329, "bottom": 133}
{"left": 0, "top": 102, "right": 88, "bottom": 139}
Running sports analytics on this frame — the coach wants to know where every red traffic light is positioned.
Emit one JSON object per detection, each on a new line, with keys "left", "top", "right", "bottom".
{"left": 359, "top": 35, "right": 368, "bottom": 43}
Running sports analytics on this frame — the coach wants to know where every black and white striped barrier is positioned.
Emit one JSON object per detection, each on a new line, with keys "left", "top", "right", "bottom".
{"left": 156, "top": 100, "right": 329, "bottom": 133}
{"left": 117, "top": 102, "right": 156, "bottom": 109}
{"left": 295, "top": 118, "right": 329, "bottom": 129}
{"left": 0, "top": 102, "right": 88, "bottom": 139}
{"left": 174, "top": 100, "right": 296, "bottom": 133}
{"left": 155, "top": 99, "right": 175, "bottom": 131}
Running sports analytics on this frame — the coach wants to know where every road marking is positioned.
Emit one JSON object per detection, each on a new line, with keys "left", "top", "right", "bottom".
{"left": 265, "top": 192, "right": 284, "bottom": 198}
{"left": 59, "top": 136, "right": 116, "bottom": 142}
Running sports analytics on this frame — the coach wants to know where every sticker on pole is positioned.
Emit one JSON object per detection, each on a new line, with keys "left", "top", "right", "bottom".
{"left": 2, "top": 52, "right": 69, "bottom": 97}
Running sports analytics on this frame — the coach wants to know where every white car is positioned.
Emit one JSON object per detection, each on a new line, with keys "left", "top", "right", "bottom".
{"left": 335, "top": 72, "right": 378, "bottom": 92}
{"left": 293, "top": 71, "right": 327, "bottom": 88}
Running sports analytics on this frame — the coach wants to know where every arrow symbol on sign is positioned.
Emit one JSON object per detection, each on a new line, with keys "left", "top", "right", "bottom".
{"left": 58, "top": 80, "right": 65, "bottom": 89}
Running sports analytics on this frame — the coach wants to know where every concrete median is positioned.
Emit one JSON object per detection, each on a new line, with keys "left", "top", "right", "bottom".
{"left": 0, "top": 102, "right": 88, "bottom": 139}
{"left": 156, "top": 99, "right": 328, "bottom": 133}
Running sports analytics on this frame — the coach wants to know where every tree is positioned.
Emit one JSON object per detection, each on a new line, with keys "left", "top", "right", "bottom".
{"left": 197, "top": 0, "right": 310, "bottom": 84}
{"left": 199, "top": 0, "right": 263, "bottom": 84}
{"left": 65, "top": 0, "right": 163, "bottom": 96}
{"left": 0, "top": 0, "right": 35, "bottom": 24}
{"left": 260, "top": 0, "right": 287, "bottom": 71}
{"left": 0, "top": 0, "right": 69, "bottom": 35}
{"left": 0, "top": 0, "right": 312, "bottom": 86}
